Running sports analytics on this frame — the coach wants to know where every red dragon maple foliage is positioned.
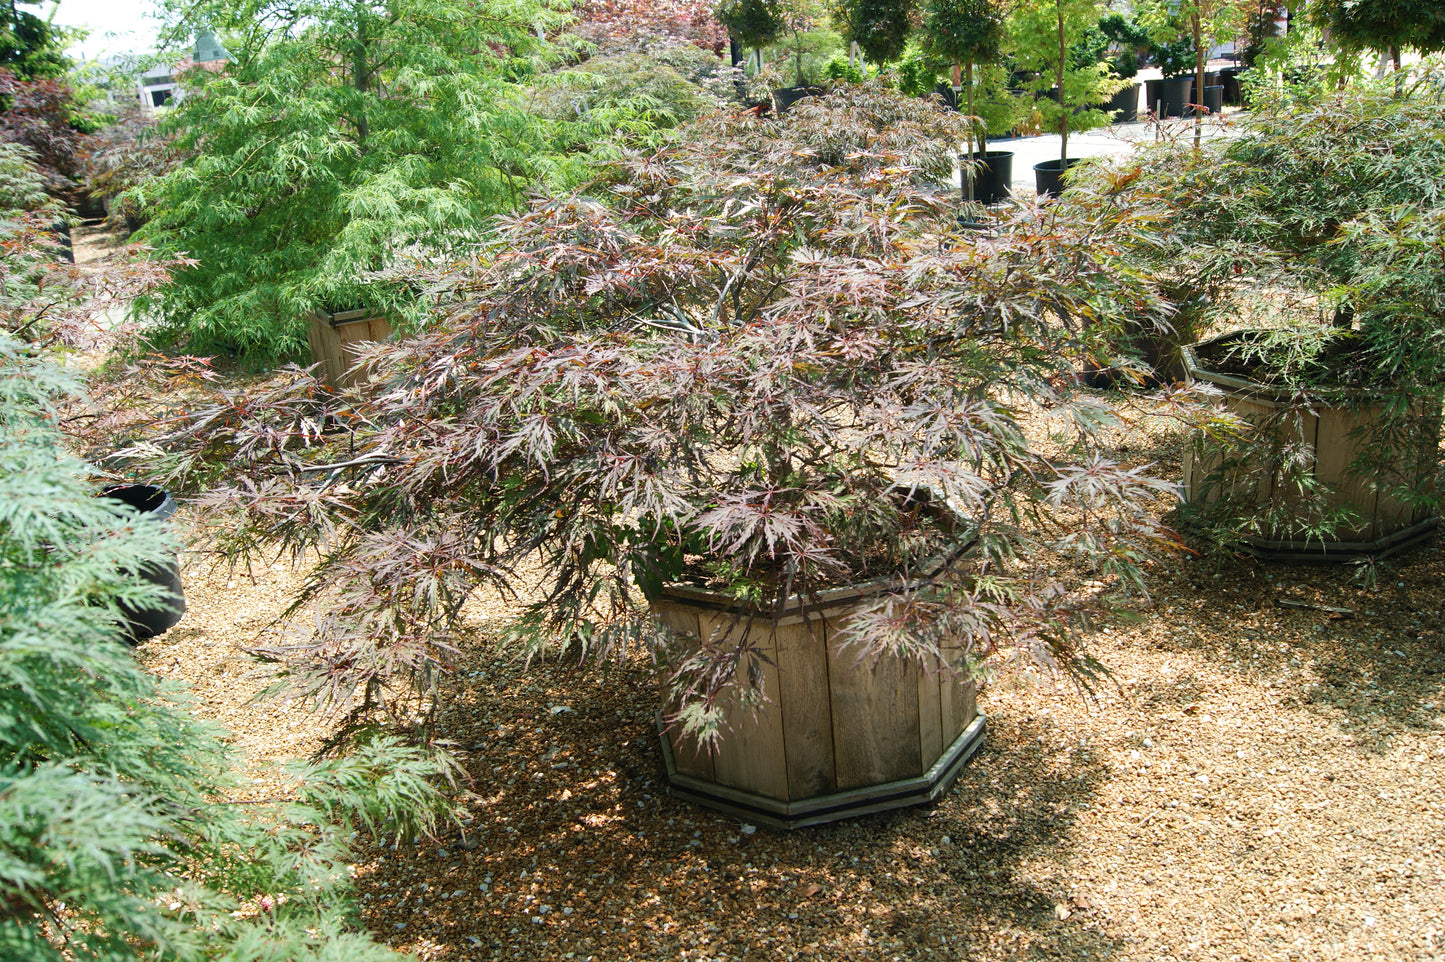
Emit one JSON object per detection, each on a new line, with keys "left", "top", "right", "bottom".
{"left": 574, "top": 0, "right": 729, "bottom": 54}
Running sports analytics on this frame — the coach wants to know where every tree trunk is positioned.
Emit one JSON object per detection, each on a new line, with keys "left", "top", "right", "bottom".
{"left": 1193, "top": 11, "right": 1205, "bottom": 148}
{"left": 1056, "top": 1, "right": 1067, "bottom": 165}
{"left": 966, "top": 59, "right": 980, "bottom": 156}
{"left": 351, "top": 2, "right": 370, "bottom": 148}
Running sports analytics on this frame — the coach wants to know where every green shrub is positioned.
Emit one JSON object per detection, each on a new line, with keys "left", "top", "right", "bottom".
{"left": 535, "top": 52, "right": 720, "bottom": 146}
{"left": 134, "top": 0, "right": 578, "bottom": 361}
{"left": 0, "top": 335, "right": 458, "bottom": 959}
{"left": 823, "top": 54, "right": 866, "bottom": 83}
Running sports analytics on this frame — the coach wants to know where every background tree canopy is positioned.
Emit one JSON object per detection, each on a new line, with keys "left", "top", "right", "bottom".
{"left": 1313, "top": 0, "right": 1445, "bottom": 58}
{"left": 134, "top": 0, "right": 581, "bottom": 358}
{"left": 0, "top": 0, "right": 69, "bottom": 80}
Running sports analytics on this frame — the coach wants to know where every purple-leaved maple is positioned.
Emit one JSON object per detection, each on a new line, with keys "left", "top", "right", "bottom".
{"left": 128, "top": 83, "right": 1183, "bottom": 745}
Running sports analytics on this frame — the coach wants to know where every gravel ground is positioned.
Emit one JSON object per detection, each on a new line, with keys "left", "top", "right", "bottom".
{"left": 136, "top": 476, "right": 1445, "bottom": 962}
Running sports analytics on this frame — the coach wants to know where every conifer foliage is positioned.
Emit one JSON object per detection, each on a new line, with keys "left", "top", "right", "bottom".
{"left": 0, "top": 158, "right": 455, "bottom": 960}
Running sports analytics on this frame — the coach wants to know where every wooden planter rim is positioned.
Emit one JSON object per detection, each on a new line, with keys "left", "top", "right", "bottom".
{"left": 1185, "top": 330, "right": 1383, "bottom": 406}
{"left": 657, "top": 536, "right": 977, "bottom": 628}
{"left": 307, "top": 307, "right": 384, "bottom": 327}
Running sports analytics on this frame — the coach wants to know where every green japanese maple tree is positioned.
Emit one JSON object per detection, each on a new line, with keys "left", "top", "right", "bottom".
{"left": 133, "top": 0, "right": 578, "bottom": 359}
{"left": 1009, "top": 0, "right": 1118, "bottom": 166}
{"left": 1314, "top": 0, "right": 1445, "bottom": 68}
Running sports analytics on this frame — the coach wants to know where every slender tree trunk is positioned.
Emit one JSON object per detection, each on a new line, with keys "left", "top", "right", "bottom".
{"left": 351, "top": 2, "right": 370, "bottom": 148}
{"left": 957, "top": 61, "right": 974, "bottom": 204}
{"left": 1057, "top": 0, "right": 1067, "bottom": 165}
{"left": 1193, "top": 11, "right": 1205, "bottom": 148}
{"left": 967, "top": 59, "right": 980, "bottom": 156}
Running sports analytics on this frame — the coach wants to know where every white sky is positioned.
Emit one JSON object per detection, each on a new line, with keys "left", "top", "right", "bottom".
{"left": 47, "top": 0, "right": 165, "bottom": 61}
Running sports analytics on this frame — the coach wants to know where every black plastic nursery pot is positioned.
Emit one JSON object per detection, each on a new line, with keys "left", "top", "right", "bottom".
{"left": 1033, "top": 157, "right": 1084, "bottom": 199}
{"left": 1145, "top": 76, "right": 1193, "bottom": 118}
{"left": 102, "top": 484, "right": 186, "bottom": 644}
{"left": 772, "top": 85, "right": 824, "bottom": 113}
{"left": 1219, "top": 67, "right": 1243, "bottom": 105}
{"left": 1203, "top": 84, "right": 1224, "bottom": 116}
{"left": 1106, "top": 82, "right": 1140, "bottom": 123}
{"left": 960, "top": 150, "right": 1014, "bottom": 206}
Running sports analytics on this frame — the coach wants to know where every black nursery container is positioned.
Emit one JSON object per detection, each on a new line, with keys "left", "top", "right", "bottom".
{"left": 1033, "top": 157, "right": 1084, "bottom": 199}
{"left": 103, "top": 484, "right": 186, "bottom": 644}
{"left": 960, "top": 150, "right": 1014, "bottom": 206}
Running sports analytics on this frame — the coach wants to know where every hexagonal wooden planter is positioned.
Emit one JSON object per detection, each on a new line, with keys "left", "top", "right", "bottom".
{"left": 1182, "top": 331, "right": 1439, "bottom": 561}
{"left": 653, "top": 579, "right": 985, "bottom": 830}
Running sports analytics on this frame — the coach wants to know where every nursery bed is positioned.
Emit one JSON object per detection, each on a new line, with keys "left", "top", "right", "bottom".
{"left": 141, "top": 444, "right": 1445, "bottom": 962}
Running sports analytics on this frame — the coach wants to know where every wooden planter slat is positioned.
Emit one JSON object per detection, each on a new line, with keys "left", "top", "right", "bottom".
{"left": 942, "top": 656, "right": 976, "bottom": 750}
{"left": 652, "top": 603, "right": 714, "bottom": 783}
{"left": 917, "top": 660, "right": 944, "bottom": 773}
{"left": 1183, "top": 333, "right": 1439, "bottom": 560}
{"left": 775, "top": 620, "right": 837, "bottom": 800}
{"left": 829, "top": 634, "right": 921, "bottom": 790}
{"left": 306, "top": 309, "right": 391, "bottom": 387}
{"left": 1314, "top": 405, "right": 1381, "bottom": 542}
{"left": 707, "top": 616, "right": 788, "bottom": 801}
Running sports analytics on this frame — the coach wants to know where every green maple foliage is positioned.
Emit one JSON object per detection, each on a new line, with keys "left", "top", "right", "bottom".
{"left": 833, "top": 0, "right": 916, "bottom": 66}
{"left": 133, "top": 0, "right": 580, "bottom": 359}
{"left": 1315, "top": 0, "right": 1445, "bottom": 59}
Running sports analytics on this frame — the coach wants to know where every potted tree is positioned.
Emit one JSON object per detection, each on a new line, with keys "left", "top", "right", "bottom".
{"left": 833, "top": 0, "right": 916, "bottom": 69}
{"left": 770, "top": 0, "right": 837, "bottom": 111}
{"left": 1107, "top": 68, "right": 1445, "bottom": 558}
{"left": 134, "top": 85, "right": 1178, "bottom": 826}
{"left": 715, "top": 0, "right": 786, "bottom": 76}
{"left": 1009, "top": 0, "right": 1121, "bottom": 197}
{"left": 1143, "top": 34, "right": 1196, "bottom": 118}
{"left": 923, "top": 0, "right": 1012, "bottom": 206}
{"left": 1312, "top": 0, "right": 1445, "bottom": 71}
{"left": 1097, "top": 12, "right": 1149, "bottom": 122}
{"left": 1172, "top": 0, "right": 1244, "bottom": 138}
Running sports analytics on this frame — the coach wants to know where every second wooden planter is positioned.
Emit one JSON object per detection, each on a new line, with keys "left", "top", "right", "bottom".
{"left": 306, "top": 308, "right": 392, "bottom": 388}
{"left": 1182, "top": 331, "right": 1440, "bottom": 560}
{"left": 653, "top": 578, "right": 985, "bottom": 829}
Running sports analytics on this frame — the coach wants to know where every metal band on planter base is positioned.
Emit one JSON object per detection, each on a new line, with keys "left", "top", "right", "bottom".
{"left": 658, "top": 712, "right": 986, "bottom": 830}
{"left": 1224, "top": 517, "right": 1439, "bottom": 563}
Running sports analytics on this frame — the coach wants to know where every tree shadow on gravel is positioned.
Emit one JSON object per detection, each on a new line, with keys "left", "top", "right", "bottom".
{"left": 351, "top": 654, "right": 1124, "bottom": 962}
{"left": 1115, "top": 532, "right": 1445, "bottom": 755}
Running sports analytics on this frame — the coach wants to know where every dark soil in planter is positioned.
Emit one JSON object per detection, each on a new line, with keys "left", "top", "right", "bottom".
{"left": 1191, "top": 329, "right": 1381, "bottom": 391}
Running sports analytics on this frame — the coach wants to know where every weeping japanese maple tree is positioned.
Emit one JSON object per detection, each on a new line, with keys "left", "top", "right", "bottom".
{"left": 134, "top": 83, "right": 1179, "bottom": 744}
